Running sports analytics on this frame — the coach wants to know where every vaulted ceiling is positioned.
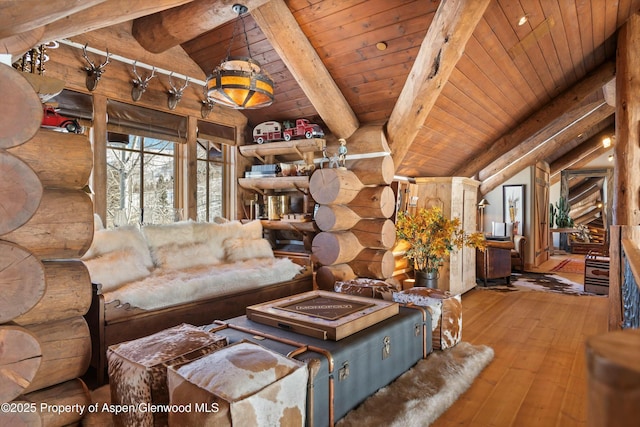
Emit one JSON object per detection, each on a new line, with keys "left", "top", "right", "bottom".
{"left": 2, "top": 0, "right": 638, "bottom": 192}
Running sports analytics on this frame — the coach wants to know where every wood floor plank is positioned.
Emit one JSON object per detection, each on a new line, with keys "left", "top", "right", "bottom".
{"left": 431, "top": 285, "right": 609, "bottom": 427}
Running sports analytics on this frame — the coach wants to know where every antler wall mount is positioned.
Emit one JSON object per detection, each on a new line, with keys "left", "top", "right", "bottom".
{"left": 167, "top": 73, "right": 189, "bottom": 110}
{"left": 81, "top": 43, "right": 111, "bottom": 91}
{"left": 131, "top": 62, "right": 156, "bottom": 102}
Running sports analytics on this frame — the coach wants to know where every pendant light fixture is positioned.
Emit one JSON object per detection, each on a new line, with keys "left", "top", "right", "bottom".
{"left": 205, "top": 4, "right": 274, "bottom": 109}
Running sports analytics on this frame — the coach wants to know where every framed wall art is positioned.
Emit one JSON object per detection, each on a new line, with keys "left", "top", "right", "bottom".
{"left": 503, "top": 184, "right": 525, "bottom": 236}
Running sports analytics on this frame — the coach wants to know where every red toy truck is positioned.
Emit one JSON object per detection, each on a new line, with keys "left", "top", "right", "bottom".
{"left": 253, "top": 118, "right": 324, "bottom": 143}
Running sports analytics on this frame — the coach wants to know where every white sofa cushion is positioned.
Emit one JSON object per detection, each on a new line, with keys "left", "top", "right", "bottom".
{"left": 224, "top": 238, "right": 274, "bottom": 262}
{"left": 82, "top": 225, "right": 154, "bottom": 269}
{"left": 153, "top": 242, "right": 222, "bottom": 270}
{"left": 84, "top": 248, "right": 151, "bottom": 292}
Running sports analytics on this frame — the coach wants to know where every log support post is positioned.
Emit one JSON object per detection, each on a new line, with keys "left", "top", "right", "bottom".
{"left": 614, "top": 12, "right": 640, "bottom": 225}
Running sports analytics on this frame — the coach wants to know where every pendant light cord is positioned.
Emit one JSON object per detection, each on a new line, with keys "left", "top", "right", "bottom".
{"left": 225, "top": 5, "right": 252, "bottom": 60}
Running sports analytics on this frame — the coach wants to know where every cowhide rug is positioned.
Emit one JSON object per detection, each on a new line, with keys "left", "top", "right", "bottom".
{"left": 84, "top": 343, "right": 493, "bottom": 427}
{"left": 337, "top": 342, "right": 494, "bottom": 427}
{"left": 478, "top": 271, "right": 600, "bottom": 296}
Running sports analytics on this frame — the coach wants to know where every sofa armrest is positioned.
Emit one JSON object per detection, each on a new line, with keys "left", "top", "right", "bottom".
{"left": 513, "top": 235, "right": 527, "bottom": 254}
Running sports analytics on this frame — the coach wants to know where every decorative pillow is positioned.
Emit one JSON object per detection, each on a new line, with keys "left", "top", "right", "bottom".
{"left": 152, "top": 242, "right": 221, "bottom": 270}
{"left": 224, "top": 238, "right": 274, "bottom": 262}
{"left": 143, "top": 221, "right": 199, "bottom": 249}
{"left": 195, "top": 221, "right": 243, "bottom": 259}
{"left": 82, "top": 226, "right": 154, "bottom": 269}
{"left": 83, "top": 248, "right": 151, "bottom": 292}
{"left": 238, "top": 220, "right": 263, "bottom": 240}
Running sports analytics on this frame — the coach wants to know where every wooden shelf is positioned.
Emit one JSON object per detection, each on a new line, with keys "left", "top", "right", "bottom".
{"left": 238, "top": 176, "right": 310, "bottom": 193}
{"left": 238, "top": 138, "right": 325, "bottom": 163}
{"left": 260, "top": 219, "right": 318, "bottom": 233}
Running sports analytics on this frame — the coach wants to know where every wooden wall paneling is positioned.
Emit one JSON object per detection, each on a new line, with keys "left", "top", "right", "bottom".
{"left": 44, "top": 43, "right": 246, "bottom": 130}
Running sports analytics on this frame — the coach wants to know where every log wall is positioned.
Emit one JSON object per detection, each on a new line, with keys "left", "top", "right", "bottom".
{"left": 0, "top": 64, "right": 94, "bottom": 424}
{"left": 310, "top": 125, "right": 397, "bottom": 290}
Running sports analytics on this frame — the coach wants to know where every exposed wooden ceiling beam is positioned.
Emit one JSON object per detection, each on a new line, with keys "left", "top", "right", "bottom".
{"left": 573, "top": 207, "right": 601, "bottom": 225}
{"left": 480, "top": 100, "right": 614, "bottom": 182}
{"left": 550, "top": 124, "right": 614, "bottom": 175}
{"left": 569, "top": 178, "right": 604, "bottom": 205}
{"left": 454, "top": 60, "right": 616, "bottom": 178}
{"left": 0, "top": 27, "right": 44, "bottom": 56}
{"left": 552, "top": 146, "right": 613, "bottom": 186}
{"left": 36, "top": 0, "right": 194, "bottom": 47}
{"left": 69, "top": 21, "right": 207, "bottom": 80}
{"left": 132, "top": 0, "right": 272, "bottom": 54}
{"left": 480, "top": 101, "right": 615, "bottom": 194}
{"left": 252, "top": 0, "right": 359, "bottom": 139}
{"left": 0, "top": 0, "right": 194, "bottom": 60}
{"left": 386, "top": 0, "right": 491, "bottom": 172}
{"left": 0, "top": 0, "right": 105, "bottom": 39}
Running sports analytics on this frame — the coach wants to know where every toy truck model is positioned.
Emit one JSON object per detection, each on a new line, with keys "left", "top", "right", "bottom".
{"left": 252, "top": 118, "right": 324, "bottom": 143}
{"left": 282, "top": 118, "right": 324, "bottom": 141}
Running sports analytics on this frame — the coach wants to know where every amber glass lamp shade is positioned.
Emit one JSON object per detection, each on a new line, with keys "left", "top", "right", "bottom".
{"left": 206, "top": 57, "right": 274, "bottom": 109}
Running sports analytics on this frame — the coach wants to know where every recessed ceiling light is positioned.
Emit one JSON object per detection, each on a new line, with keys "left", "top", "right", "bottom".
{"left": 608, "top": 154, "right": 614, "bottom": 162}
{"left": 376, "top": 42, "right": 388, "bottom": 51}
{"left": 602, "top": 136, "right": 612, "bottom": 148}
{"left": 518, "top": 15, "right": 529, "bottom": 26}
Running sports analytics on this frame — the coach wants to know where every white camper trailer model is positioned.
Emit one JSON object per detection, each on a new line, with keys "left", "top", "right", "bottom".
{"left": 252, "top": 121, "right": 282, "bottom": 144}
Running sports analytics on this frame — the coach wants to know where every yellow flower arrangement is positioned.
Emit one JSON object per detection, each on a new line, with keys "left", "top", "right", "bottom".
{"left": 396, "top": 206, "right": 486, "bottom": 273}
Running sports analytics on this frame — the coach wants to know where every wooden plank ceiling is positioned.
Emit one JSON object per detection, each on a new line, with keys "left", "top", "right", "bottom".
{"left": 3, "top": 0, "right": 639, "bottom": 190}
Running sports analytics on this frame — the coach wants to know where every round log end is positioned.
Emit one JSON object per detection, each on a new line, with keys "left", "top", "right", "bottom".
{"left": 0, "top": 64, "right": 43, "bottom": 149}
{"left": 0, "top": 326, "right": 42, "bottom": 403}
{"left": 311, "top": 232, "right": 341, "bottom": 266}
{"left": 0, "top": 242, "right": 46, "bottom": 324}
{"left": 316, "top": 264, "right": 356, "bottom": 290}
{"left": 309, "top": 168, "right": 362, "bottom": 204}
{"left": 0, "top": 152, "right": 43, "bottom": 235}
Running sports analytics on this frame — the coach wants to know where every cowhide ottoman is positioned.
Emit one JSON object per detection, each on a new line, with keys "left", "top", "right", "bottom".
{"left": 334, "top": 278, "right": 400, "bottom": 301}
{"left": 392, "top": 287, "right": 462, "bottom": 350}
{"left": 107, "top": 323, "right": 227, "bottom": 427}
{"left": 167, "top": 340, "right": 308, "bottom": 427}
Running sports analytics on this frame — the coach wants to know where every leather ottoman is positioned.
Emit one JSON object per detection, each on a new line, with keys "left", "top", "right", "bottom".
{"left": 107, "top": 323, "right": 227, "bottom": 427}
{"left": 392, "top": 287, "right": 462, "bottom": 350}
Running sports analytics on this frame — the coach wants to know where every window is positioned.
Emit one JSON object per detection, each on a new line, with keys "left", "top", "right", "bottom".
{"left": 196, "top": 140, "right": 226, "bottom": 222}
{"left": 106, "top": 135, "right": 177, "bottom": 227}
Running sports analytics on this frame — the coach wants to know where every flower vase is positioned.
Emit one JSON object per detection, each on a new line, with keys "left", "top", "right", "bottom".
{"left": 415, "top": 270, "right": 439, "bottom": 289}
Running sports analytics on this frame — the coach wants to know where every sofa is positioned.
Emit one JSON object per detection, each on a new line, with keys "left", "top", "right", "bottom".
{"left": 82, "top": 218, "right": 313, "bottom": 384}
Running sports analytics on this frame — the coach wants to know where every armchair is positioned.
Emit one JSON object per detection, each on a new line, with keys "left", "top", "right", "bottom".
{"left": 511, "top": 235, "right": 527, "bottom": 272}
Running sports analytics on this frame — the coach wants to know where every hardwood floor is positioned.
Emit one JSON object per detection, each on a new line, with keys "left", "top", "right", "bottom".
{"left": 432, "top": 284, "right": 609, "bottom": 426}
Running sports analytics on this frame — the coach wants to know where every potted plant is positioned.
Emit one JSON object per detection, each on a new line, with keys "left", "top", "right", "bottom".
{"left": 396, "top": 206, "right": 486, "bottom": 288}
